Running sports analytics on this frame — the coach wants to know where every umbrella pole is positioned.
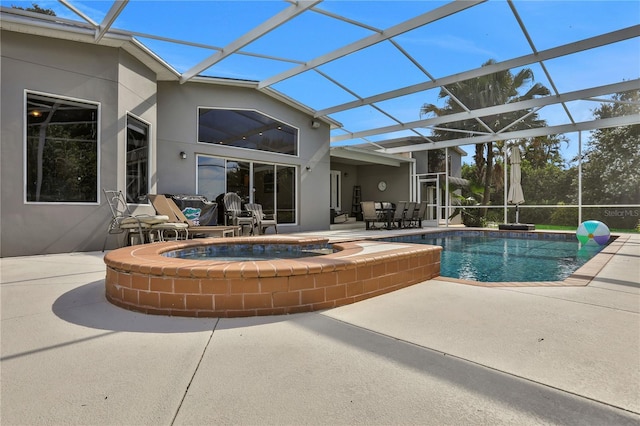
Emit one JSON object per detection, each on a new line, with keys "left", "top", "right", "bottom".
{"left": 515, "top": 205, "right": 519, "bottom": 224}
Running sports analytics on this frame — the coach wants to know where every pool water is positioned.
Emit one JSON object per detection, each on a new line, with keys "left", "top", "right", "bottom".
{"left": 167, "top": 243, "right": 333, "bottom": 262}
{"left": 384, "top": 234, "right": 606, "bottom": 282}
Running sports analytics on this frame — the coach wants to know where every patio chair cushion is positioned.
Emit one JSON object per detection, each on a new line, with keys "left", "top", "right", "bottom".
{"left": 121, "top": 215, "right": 169, "bottom": 225}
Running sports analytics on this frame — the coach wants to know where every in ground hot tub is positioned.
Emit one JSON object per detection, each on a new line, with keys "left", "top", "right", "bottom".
{"left": 104, "top": 236, "right": 441, "bottom": 317}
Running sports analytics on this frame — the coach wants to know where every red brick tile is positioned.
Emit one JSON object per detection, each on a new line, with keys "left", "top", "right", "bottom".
{"left": 229, "top": 278, "right": 260, "bottom": 294}
{"left": 241, "top": 262, "right": 260, "bottom": 278}
{"left": 201, "top": 280, "right": 228, "bottom": 295}
{"left": 131, "top": 274, "right": 149, "bottom": 290}
{"left": 175, "top": 278, "right": 200, "bottom": 294}
{"left": 149, "top": 276, "right": 173, "bottom": 292}
{"left": 214, "top": 294, "right": 243, "bottom": 310}
{"left": 325, "top": 284, "right": 346, "bottom": 301}
{"left": 121, "top": 287, "right": 138, "bottom": 304}
{"left": 372, "top": 262, "right": 386, "bottom": 277}
{"left": 273, "top": 291, "right": 300, "bottom": 307}
{"left": 244, "top": 293, "right": 272, "bottom": 309}
{"left": 117, "top": 271, "right": 132, "bottom": 288}
{"left": 336, "top": 268, "right": 356, "bottom": 284}
{"left": 312, "top": 301, "right": 336, "bottom": 311}
{"left": 138, "top": 291, "right": 160, "bottom": 308}
{"left": 259, "top": 277, "right": 288, "bottom": 293}
{"left": 255, "top": 307, "right": 286, "bottom": 316}
{"left": 159, "top": 293, "right": 185, "bottom": 310}
{"left": 289, "top": 275, "right": 314, "bottom": 291}
{"left": 363, "top": 278, "right": 379, "bottom": 293}
{"left": 346, "top": 281, "right": 364, "bottom": 297}
{"left": 186, "top": 294, "right": 214, "bottom": 310}
{"left": 286, "top": 305, "right": 313, "bottom": 314}
{"left": 301, "top": 288, "right": 325, "bottom": 304}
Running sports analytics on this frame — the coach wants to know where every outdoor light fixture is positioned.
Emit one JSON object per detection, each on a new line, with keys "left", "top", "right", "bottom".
{"left": 179, "top": 151, "right": 187, "bottom": 160}
{"left": 306, "top": 165, "right": 311, "bottom": 171}
{"left": 310, "top": 120, "right": 320, "bottom": 129}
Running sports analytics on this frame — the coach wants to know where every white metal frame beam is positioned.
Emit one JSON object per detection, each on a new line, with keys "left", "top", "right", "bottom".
{"left": 317, "top": 25, "right": 640, "bottom": 118}
{"left": 94, "top": 0, "right": 128, "bottom": 43}
{"left": 58, "top": 0, "right": 97, "bottom": 26}
{"left": 330, "top": 79, "right": 640, "bottom": 143}
{"left": 257, "top": 0, "right": 485, "bottom": 89}
{"left": 180, "top": 1, "right": 321, "bottom": 84}
{"left": 383, "top": 114, "right": 640, "bottom": 154}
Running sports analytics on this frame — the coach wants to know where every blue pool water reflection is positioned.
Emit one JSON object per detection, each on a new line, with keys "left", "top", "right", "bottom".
{"left": 382, "top": 234, "right": 606, "bottom": 282}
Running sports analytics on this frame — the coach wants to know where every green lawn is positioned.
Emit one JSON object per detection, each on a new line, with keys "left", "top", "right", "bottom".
{"left": 535, "top": 224, "right": 639, "bottom": 233}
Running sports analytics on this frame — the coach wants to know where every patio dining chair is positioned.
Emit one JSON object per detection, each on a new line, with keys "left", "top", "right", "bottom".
{"left": 102, "top": 189, "right": 170, "bottom": 250}
{"left": 408, "top": 201, "right": 428, "bottom": 228}
{"left": 245, "top": 203, "right": 277, "bottom": 235}
{"left": 392, "top": 201, "right": 407, "bottom": 228}
{"left": 360, "top": 201, "right": 383, "bottom": 230}
{"left": 402, "top": 202, "right": 418, "bottom": 228}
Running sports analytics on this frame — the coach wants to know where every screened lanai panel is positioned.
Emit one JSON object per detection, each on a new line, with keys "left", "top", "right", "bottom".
{"left": 3, "top": 0, "right": 637, "bottom": 152}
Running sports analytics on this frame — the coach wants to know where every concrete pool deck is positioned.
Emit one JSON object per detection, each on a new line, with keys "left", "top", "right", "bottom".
{"left": 1, "top": 230, "right": 638, "bottom": 424}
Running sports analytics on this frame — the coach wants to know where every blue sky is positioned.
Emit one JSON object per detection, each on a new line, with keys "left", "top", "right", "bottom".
{"left": 5, "top": 0, "right": 639, "bottom": 166}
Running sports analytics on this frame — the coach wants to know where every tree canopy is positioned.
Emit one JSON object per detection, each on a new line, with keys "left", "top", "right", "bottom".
{"left": 11, "top": 3, "right": 55, "bottom": 15}
{"left": 421, "top": 59, "right": 550, "bottom": 214}
{"left": 581, "top": 90, "right": 640, "bottom": 205}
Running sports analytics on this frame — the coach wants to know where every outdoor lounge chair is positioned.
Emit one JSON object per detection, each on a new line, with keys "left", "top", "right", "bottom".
{"left": 223, "top": 192, "right": 255, "bottom": 235}
{"left": 402, "top": 202, "right": 418, "bottom": 228}
{"left": 245, "top": 203, "right": 277, "bottom": 235}
{"left": 103, "top": 189, "right": 171, "bottom": 250}
{"left": 149, "top": 194, "right": 238, "bottom": 238}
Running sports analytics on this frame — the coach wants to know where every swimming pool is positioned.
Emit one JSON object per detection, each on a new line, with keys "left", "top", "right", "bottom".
{"left": 381, "top": 232, "right": 607, "bottom": 282}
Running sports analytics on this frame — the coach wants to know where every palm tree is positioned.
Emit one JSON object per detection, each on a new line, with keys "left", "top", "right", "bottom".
{"left": 421, "top": 59, "right": 550, "bottom": 215}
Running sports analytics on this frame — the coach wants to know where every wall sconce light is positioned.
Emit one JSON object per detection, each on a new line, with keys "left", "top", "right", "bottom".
{"left": 305, "top": 165, "right": 311, "bottom": 171}
{"left": 344, "top": 172, "right": 349, "bottom": 178}
{"left": 310, "top": 120, "right": 320, "bottom": 129}
{"left": 179, "top": 151, "right": 187, "bottom": 160}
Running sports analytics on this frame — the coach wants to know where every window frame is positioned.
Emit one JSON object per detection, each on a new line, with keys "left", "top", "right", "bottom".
{"left": 23, "top": 90, "right": 101, "bottom": 205}
{"left": 197, "top": 107, "right": 299, "bottom": 157}
{"left": 125, "top": 112, "right": 151, "bottom": 205}
{"left": 196, "top": 154, "right": 298, "bottom": 225}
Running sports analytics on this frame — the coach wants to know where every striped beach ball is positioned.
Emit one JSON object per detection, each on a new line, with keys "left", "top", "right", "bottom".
{"left": 576, "top": 220, "right": 610, "bottom": 245}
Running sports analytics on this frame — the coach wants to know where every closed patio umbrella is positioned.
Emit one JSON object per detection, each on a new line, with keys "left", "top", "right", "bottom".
{"left": 507, "top": 146, "right": 525, "bottom": 223}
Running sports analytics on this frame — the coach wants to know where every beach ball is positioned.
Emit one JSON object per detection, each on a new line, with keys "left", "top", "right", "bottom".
{"left": 576, "top": 220, "right": 610, "bottom": 245}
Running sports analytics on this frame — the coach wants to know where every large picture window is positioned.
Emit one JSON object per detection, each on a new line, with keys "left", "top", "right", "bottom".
{"left": 25, "top": 92, "right": 98, "bottom": 203}
{"left": 126, "top": 115, "right": 149, "bottom": 204}
{"left": 198, "top": 108, "right": 298, "bottom": 156}
{"left": 197, "top": 155, "right": 297, "bottom": 224}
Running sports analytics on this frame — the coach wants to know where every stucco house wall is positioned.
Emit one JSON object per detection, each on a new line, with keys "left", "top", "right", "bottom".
{"left": 0, "top": 29, "right": 331, "bottom": 257}
{"left": 357, "top": 164, "right": 412, "bottom": 203}
{"left": 156, "top": 81, "right": 330, "bottom": 232}
{"left": 0, "top": 31, "right": 147, "bottom": 256}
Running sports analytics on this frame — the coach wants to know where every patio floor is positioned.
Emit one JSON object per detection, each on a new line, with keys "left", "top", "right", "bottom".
{"left": 1, "top": 229, "right": 638, "bottom": 425}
